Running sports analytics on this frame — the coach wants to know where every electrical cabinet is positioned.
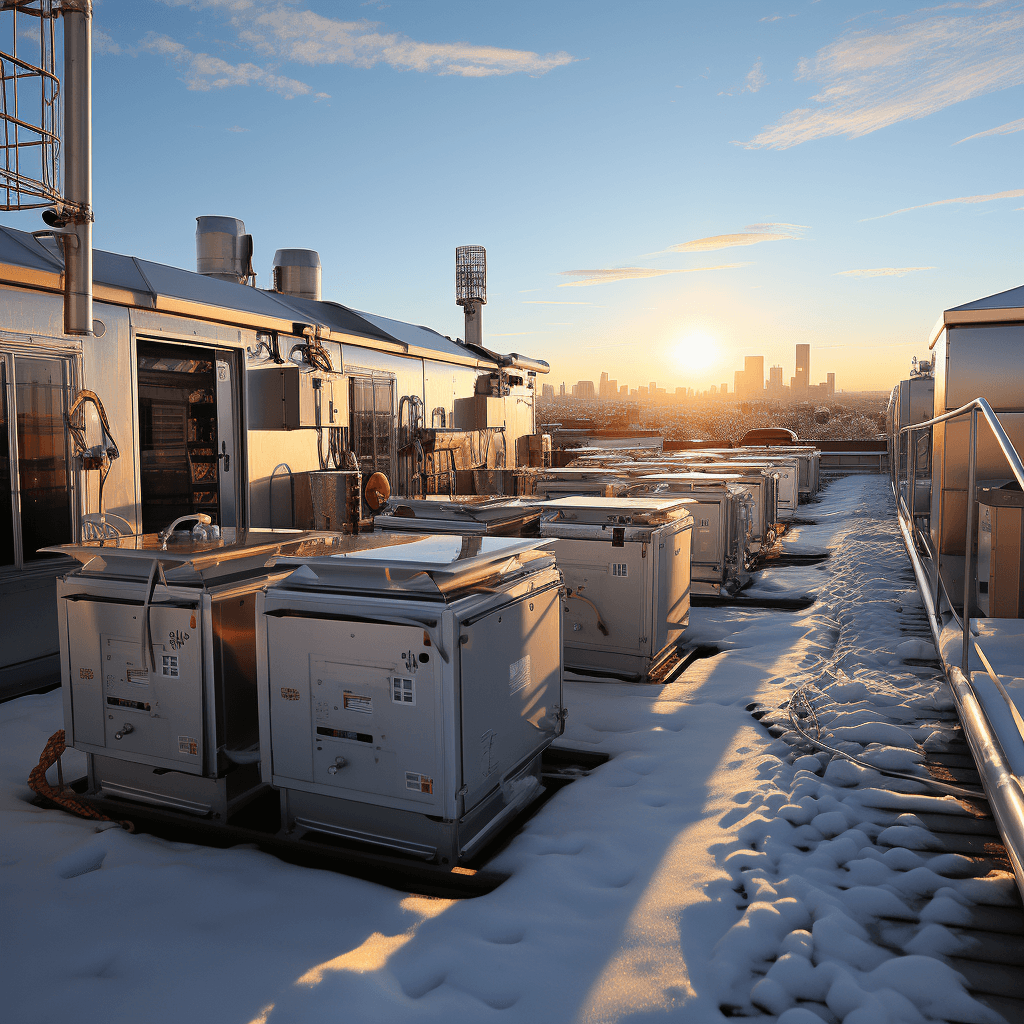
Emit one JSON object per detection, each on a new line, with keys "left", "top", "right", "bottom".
{"left": 977, "top": 484, "right": 1024, "bottom": 617}
{"left": 278, "top": 364, "right": 349, "bottom": 429}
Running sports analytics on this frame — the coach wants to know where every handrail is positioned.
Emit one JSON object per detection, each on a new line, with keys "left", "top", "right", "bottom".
{"left": 898, "top": 396, "right": 1024, "bottom": 491}
{"left": 897, "top": 395, "right": 1024, "bottom": 674}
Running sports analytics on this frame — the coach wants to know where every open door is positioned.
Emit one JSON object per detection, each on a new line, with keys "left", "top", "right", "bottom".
{"left": 137, "top": 341, "right": 240, "bottom": 534}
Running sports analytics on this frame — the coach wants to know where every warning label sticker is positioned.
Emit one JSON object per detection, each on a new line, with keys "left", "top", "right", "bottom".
{"left": 280, "top": 687, "right": 300, "bottom": 701}
{"left": 178, "top": 735, "right": 199, "bottom": 756}
{"left": 509, "top": 654, "right": 531, "bottom": 695}
{"left": 343, "top": 691, "right": 373, "bottom": 715}
{"left": 405, "top": 771, "right": 433, "bottom": 794}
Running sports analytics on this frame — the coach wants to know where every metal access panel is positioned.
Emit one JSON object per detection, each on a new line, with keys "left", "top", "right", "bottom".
{"left": 63, "top": 598, "right": 206, "bottom": 774}
{"left": 264, "top": 616, "right": 445, "bottom": 813}
{"left": 280, "top": 365, "right": 349, "bottom": 429}
{"left": 977, "top": 489, "right": 1024, "bottom": 618}
{"left": 459, "top": 587, "right": 563, "bottom": 812}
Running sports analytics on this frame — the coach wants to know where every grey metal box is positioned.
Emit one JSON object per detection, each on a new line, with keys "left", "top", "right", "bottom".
{"left": 977, "top": 484, "right": 1024, "bottom": 618}
{"left": 527, "top": 496, "right": 693, "bottom": 681}
{"left": 279, "top": 365, "right": 349, "bottom": 429}
{"left": 50, "top": 530, "right": 324, "bottom": 818}
{"left": 256, "top": 533, "right": 564, "bottom": 864}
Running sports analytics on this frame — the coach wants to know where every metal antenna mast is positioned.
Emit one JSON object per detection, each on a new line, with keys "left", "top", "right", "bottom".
{"left": 455, "top": 245, "right": 486, "bottom": 348}
{"left": 1, "top": 0, "right": 93, "bottom": 336}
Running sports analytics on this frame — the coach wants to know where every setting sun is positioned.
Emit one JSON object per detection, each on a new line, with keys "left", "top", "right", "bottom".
{"left": 673, "top": 331, "right": 720, "bottom": 375}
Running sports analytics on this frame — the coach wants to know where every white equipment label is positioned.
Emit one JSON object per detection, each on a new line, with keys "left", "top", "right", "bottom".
{"left": 178, "top": 735, "right": 198, "bottom": 756}
{"left": 509, "top": 655, "right": 531, "bottom": 695}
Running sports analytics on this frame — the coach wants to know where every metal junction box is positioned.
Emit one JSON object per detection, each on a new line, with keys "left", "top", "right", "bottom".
{"left": 373, "top": 497, "right": 542, "bottom": 536}
{"left": 627, "top": 474, "right": 754, "bottom": 594}
{"left": 279, "top": 364, "right": 349, "bottom": 429}
{"left": 256, "top": 533, "right": 564, "bottom": 864}
{"left": 526, "top": 496, "right": 693, "bottom": 682}
{"left": 49, "top": 530, "right": 325, "bottom": 818}
{"left": 977, "top": 483, "right": 1024, "bottom": 618}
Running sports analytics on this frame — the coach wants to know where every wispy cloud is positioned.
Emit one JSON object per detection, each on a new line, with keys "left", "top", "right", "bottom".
{"left": 863, "top": 187, "right": 1024, "bottom": 220}
{"left": 955, "top": 116, "right": 1024, "bottom": 144}
{"left": 743, "top": 6, "right": 1024, "bottom": 149}
{"left": 558, "top": 264, "right": 750, "bottom": 288}
{"left": 835, "top": 266, "right": 936, "bottom": 278}
{"left": 159, "top": 0, "right": 575, "bottom": 78}
{"left": 140, "top": 33, "right": 324, "bottom": 98}
{"left": 93, "top": 28, "right": 122, "bottom": 55}
{"left": 746, "top": 58, "right": 767, "bottom": 92}
{"left": 643, "top": 223, "right": 806, "bottom": 257}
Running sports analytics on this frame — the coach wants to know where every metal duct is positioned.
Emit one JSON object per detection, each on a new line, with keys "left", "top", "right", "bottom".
{"left": 273, "top": 248, "right": 321, "bottom": 301}
{"left": 196, "top": 216, "right": 253, "bottom": 283}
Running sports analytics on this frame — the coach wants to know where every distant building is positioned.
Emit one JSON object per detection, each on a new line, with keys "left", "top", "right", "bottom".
{"left": 675, "top": 386, "right": 685, "bottom": 396}
{"left": 795, "top": 344, "right": 810, "bottom": 399}
{"left": 649, "top": 381, "right": 657, "bottom": 394}
{"left": 721, "top": 383, "right": 728, "bottom": 395}
{"left": 619, "top": 384, "right": 628, "bottom": 397}
{"left": 559, "top": 382, "right": 565, "bottom": 396}
{"left": 827, "top": 372, "right": 835, "bottom": 397}
{"left": 574, "top": 380, "right": 595, "bottom": 399}
{"left": 638, "top": 386, "right": 648, "bottom": 397}
{"left": 744, "top": 355, "right": 764, "bottom": 396}
{"left": 542, "top": 383, "right": 554, "bottom": 399}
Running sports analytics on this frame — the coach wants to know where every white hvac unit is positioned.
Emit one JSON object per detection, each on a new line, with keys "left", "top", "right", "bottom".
{"left": 683, "top": 457, "right": 795, "bottom": 522}
{"left": 670, "top": 465, "right": 778, "bottom": 552}
{"left": 627, "top": 473, "right": 754, "bottom": 594}
{"left": 256, "top": 533, "right": 564, "bottom": 865}
{"left": 740, "top": 446, "right": 820, "bottom": 499}
{"left": 373, "top": 497, "right": 542, "bottom": 536}
{"left": 49, "top": 530, "right": 325, "bottom": 818}
{"left": 527, "top": 496, "right": 693, "bottom": 681}
{"left": 531, "top": 468, "right": 631, "bottom": 500}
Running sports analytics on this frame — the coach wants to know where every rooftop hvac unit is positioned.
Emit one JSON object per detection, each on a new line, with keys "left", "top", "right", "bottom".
{"left": 683, "top": 456, "right": 796, "bottom": 521}
{"left": 739, "top": 446, "right": 820, "bottom": 498}
{"left": 977, "top": 483, "right": 1024, "bottom": 618}
{"left": 626, "top": 474, "right": 754, "bottom": 594}
{"left": 668, "top": 466, "right": 779, "bottom": 552}
{"left": 525, "top": 496, "right": 693, "bottom": 682}
{"left": 373, "top": 497, "right": 542, "bottom": 536}
{"left": 47, "top": 530, "right": 326, "bottom": 818}
{"left": 256, "top": 533, "right": 564, "bottom": 864}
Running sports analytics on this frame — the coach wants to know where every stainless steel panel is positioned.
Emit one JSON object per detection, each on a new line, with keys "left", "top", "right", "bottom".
{"left": 945, "top": 325, "right": 1024, "bottom": 411}
{"left": 459, "top": 585, "right": 562, "bottom": 812}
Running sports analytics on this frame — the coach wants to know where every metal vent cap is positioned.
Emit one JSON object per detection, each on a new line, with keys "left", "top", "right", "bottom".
{"left": 273, "top": 248, "right": 322, "bottom": 301}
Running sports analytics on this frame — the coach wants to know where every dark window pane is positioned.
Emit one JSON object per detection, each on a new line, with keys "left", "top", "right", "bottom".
{"left": 0, "top": 360, "right": 14, "bottom": 566}
{"left": 15, "top": 356, "right": 72, "bottom": 560}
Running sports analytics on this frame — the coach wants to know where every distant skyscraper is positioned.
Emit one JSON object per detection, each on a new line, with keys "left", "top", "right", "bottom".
{"left": 599, "top": 370, "right": 610, "bottom": 399}
{"left": 795, "top": 344, "right": 810, "bottom": 396}
{"left": 827, "top": 371, "right": 835, "bottom": 397}
{"left": 559, "top": 381, "right": 565, "bottom": 396}
{"left": 734, "top": 369, "right": 746, "bottom": 397}
{"left": 542, "top": 383, "right": 554, "bottom": 399}
{"left": 619, "top": 384, "right": 628, "bottom": 397}
{"left": 744, "top": 356, "right": 764, "bottom": 397}
{"left": 575, "top": 380, "right": 595, "bottom": 399}
{"left": 649, "top": 381, "right": 656, "bottom": 394}
{"left": 769, "top": 365, "right": 783, "bottom": 388}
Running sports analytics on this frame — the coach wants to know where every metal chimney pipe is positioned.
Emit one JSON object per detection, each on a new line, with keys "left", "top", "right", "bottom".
{"left": 62, "top": 1, "right": 93, "bottom": 336}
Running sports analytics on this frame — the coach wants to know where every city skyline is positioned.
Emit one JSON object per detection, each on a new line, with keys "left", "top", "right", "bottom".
{"left": 545, "top": 343, "right": 842, "bottom": 401}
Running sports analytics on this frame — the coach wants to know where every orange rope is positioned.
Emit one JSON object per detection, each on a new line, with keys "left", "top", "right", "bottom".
{"left": 28, "top": 730, "right": 133, "bottom": 832}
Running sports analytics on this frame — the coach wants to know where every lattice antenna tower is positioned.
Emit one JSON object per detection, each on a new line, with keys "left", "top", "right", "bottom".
{"left": 0, "top": 0, "right": 93, "bottom": 335}
{"left": 455, "top": 244, "right": 486, "bottom": 348}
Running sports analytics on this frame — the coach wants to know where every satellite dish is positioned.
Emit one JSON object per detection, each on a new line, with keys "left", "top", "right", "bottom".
{"left": 365, "top": 472, "right": 391, "bottom": 511}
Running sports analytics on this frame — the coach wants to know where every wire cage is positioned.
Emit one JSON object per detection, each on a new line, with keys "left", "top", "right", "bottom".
{"left": 455, "top": 245, "right": 486, "bottom": 306}
{"left": 0, "top": 0, "right": 61, "bottom": 212}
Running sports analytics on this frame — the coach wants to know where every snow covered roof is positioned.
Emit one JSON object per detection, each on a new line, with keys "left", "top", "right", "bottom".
{"left": 0, "top": 223, "right": 493, "bottom": 369}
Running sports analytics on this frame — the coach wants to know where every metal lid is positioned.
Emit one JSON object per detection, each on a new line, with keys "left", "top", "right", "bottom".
{"left": 978, "top": 482, "right": 1024, "bottom": 508}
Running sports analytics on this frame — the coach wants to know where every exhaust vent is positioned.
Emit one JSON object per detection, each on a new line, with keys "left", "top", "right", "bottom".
{"left": 273, "top": 248, "right": 322, "bottom": 302}
{"left": 196, "top": 216, "right": 254, "bottom": 284}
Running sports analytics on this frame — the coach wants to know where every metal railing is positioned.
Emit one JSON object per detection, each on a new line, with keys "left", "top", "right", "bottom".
{"left": 897, "top": 396, "right": 1024, "bottom": 673}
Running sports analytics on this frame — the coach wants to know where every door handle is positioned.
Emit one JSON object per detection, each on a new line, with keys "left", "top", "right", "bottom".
{"left": 218, "top": 441, "right": 230, "bottom": 472}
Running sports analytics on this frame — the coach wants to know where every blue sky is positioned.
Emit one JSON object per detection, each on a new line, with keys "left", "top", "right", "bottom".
{"left": 6, "top": 0, "right": 1022, "bottom": 391}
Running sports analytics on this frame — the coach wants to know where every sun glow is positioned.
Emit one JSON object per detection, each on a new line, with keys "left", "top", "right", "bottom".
{"left": 672, "top": 331, "right": 720, "bottom": 375}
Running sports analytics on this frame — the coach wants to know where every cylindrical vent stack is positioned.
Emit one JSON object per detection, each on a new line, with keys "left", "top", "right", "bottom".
{"left": 455, "top": 245, "right": 486, "bottom": 305}
{"left": 196, "top": 217, "right": 252, "bottom": 283}
{"left": 273, "top": 248, "right": 322, "bottom": 301}
{"left": 63, "top": 3, "right": 92, "bottom": 336}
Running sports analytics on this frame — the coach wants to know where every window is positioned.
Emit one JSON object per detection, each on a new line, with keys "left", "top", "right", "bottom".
{"left": 1, "top": 352, "right": 75, "bottom": 570}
